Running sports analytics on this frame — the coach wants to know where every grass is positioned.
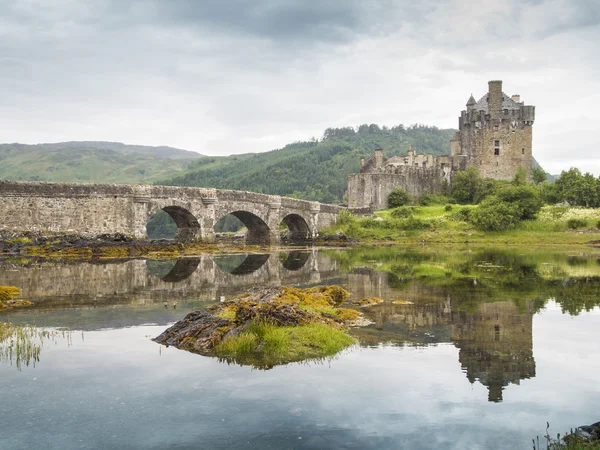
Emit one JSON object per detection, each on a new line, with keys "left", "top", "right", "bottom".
{"left": 322, "top": 205, "right": 600, "bottom": 246}
{"left": 215, "top": 322, "right": 355, "bottom": 368}
{"left": 533, "top": 424, "right": 600, "bottom": 449}
{"left": 0, "top": 322, "right": 71, "bottom": 370}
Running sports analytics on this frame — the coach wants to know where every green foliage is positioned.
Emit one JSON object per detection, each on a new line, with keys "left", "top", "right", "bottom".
{"left": 337, "top": 209, "right": 355, "bottom": 225}
{"left": 391, "top": 207, "right": 413, "bottom": 219}
{"left": 554, "top": 168, "right": 600, "bottom": 207}
{"left": 451, "top": 207, "right": 472, "bottom": 222}
{"left": 214, "top": 214, "right": 244, "bottom": 233}
{"left": 470, "top": 198, "right": 521, "bottom": 231}
{"left": 451, "top": 167, "right": 481, "bottom": 203}
{"left": 567, "top": 218, "right": 588, "bottom": 229}
{"left": 215, "top": 322, "right": 355, "bottom": 368}
{"left": 532, "top": 166, "right": 547, "bottom": 184}
{"left": 146, "top": 210, "right": 178, "bottom": 239}
{"left": 495, "top": 184, "right": 543, "bottom": 220}
{"left": 451, "top": 167, "right": 507, "bottom": 204}
{"left": 512, "top": 166, "right": 528, "bottom": 186}
{"left": 160, "top": 125, "right": 455, "bottom": 203}
{"left": 597, "top": 220, "right": 600, "bottom": 229}
{"left": 388, "top": 189, "right": 412, "bottom": 208}
{"left": 444, "top": 204, "right": 453, "bottom": 212}
{"left": 540, "top": 182, "right": 561, "bottom": 204}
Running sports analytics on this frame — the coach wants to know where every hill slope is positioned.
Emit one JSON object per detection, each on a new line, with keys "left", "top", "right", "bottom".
{"left": 0, "top": 142, "right": 203, "bottom": 184}
{"left": 160, "top": 124, "right": 456, "bottom": 203}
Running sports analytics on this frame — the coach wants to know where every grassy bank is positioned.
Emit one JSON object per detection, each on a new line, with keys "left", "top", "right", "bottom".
{"left": 322, "top": 205, "right": 600, "bottom": 246}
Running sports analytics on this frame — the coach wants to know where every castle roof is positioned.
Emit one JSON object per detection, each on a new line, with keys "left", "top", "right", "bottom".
{"left": 473, "top": 92, "right": 522, "bottom": 113}
{"left": 466, "top": 94, "right": 476, "bottom": 106}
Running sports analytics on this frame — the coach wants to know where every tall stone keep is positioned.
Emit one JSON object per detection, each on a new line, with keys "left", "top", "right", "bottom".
{"left": 450, "top": 80, "right": 535, "bottom": 181}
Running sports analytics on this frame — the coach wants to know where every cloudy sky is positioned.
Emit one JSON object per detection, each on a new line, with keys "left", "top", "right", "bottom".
{"left": 1, "top": 0, "right": 599, "bottom": 174}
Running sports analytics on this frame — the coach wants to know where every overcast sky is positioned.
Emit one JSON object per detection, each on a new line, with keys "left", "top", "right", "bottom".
{"left": 1, "top": 0, "right": 599, "bottom": 175}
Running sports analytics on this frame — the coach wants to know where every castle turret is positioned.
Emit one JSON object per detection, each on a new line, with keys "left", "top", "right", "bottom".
{"left": 466, "top": 94, "right": 476, "bottom": 111}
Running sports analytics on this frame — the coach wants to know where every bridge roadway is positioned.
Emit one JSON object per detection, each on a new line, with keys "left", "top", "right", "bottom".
{"left": 0, "top": 181, "right": 344, "bottom": 243}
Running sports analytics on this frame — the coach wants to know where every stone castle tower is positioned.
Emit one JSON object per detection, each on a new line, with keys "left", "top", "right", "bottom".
{"left": 450, "top": 80, "right": 535, "bottom": 181}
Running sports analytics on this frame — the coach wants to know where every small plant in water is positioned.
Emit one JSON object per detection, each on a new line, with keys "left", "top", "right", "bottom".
{"left": 0, "top": 322, "right": 72, "bottom": 370}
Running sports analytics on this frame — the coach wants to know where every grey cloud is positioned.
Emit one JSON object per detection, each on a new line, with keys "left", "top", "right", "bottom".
{"left": 0, "top": 0, "right": 599, "bottom": 174}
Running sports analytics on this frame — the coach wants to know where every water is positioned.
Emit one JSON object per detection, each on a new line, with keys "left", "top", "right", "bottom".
{"left": 1, "top": 247, "right": 599, "bottom": 449}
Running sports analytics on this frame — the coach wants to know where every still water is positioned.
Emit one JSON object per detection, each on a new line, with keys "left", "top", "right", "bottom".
{"left": 1, "top": 247, "right": 599, "bottom": 450}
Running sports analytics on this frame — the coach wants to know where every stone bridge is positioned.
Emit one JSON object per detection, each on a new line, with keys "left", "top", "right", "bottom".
{"left": 0, "top": 181, "right": 344, "bottom": 244}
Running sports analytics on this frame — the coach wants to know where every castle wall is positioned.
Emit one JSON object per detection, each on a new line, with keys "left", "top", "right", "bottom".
{"left": 348, "top": 166, "right": 452, "bottom": 210}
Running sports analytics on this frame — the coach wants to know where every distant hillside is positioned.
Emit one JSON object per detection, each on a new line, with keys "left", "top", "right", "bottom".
{"left": 160, "top": 124, "right": 456, "bottom": 203}
{"left": 0, "top": 141, "right": 203, "bottom": 184}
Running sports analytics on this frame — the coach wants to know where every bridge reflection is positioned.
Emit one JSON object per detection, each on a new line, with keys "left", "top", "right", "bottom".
{"left": 0, "top": 251, "right": 340, "bottom": 310}
{"left": 144, "top": 251, "right": 314, "bottom": 283}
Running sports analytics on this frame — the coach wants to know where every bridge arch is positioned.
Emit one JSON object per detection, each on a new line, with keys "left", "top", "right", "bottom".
{"left": 280, "top": 213, "right": 311, "bottom": 243}
{"left": 147, "top": 205, "right": 201, "bottom": 242}
{"left": 215, "top": 210, "right": 271, "bottom": 244}
{"left": 279, "top": 251, "right": 311, "bottom": 271}
{"left": 146, "top": 258, "right": 201, "bottom": 282}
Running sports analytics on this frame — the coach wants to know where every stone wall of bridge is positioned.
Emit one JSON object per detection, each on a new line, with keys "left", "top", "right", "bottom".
{"left": 0, "top": 181, "right": 343, "bottom": 243}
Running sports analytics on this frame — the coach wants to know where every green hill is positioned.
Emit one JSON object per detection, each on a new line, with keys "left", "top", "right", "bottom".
{"left": 0, "top": 142, "right": 203, "bottom": 184}
{"left": 160, "top": 124, "right": 456, "bottom": 204}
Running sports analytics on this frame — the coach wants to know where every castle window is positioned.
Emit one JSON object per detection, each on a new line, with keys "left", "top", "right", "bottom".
{"left": 522, "top": 148, "right": 525, "bottom": 155}
{"left": 494, "top": 140, "right": 500, "bottom": 156}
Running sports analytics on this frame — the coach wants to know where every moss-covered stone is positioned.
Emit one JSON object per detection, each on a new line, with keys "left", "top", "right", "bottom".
{"left": 153, "top": 285, "right": 362, "bottom": 369}
{"left": 351, "top": 297, "right": 384, "bottom": 307}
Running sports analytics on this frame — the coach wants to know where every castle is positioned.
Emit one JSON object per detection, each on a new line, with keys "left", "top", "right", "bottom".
{"left": 348, "top": 80, "right": 535, "bottom": 211}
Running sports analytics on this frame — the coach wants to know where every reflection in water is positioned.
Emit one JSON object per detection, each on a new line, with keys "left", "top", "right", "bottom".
{"left": 214, "top": 253, "right": 271, "bottom": 275}
{"left": 279, "top": 251, "right": 311, "bottom": 271}
{"left": 453, "top": 301, "right": 535, "bottom": 402}
{"left": 1, "top": 247, "right": 600, "bottom": 404}
{"left": 146, "top": 258, "right": 200, "bottom": 282}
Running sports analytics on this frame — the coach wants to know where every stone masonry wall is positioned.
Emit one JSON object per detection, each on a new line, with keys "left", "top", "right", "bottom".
{"left": 348, "top": 166, "right": 453, "bottom": 211}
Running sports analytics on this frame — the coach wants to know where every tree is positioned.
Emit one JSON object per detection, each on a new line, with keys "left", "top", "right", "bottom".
{"left": 554, "top": 168, "right": 600, "bottom": 207}
{"left": 532, "top": 167, "right": 547, "bottom": 185}
{"left": 451, "top": 168, "right": 481, "bottom": 204}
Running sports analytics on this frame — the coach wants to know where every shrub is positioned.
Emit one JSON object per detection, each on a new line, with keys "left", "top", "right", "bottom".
{"left": 451, "top": 208, "right": 472, "bottom": 222}
{"left": 388, "top": 189, "right": 412, "bottom": 208}
{"left": 419, "top": 195, "right": 433, "bottom": 206}
{"left": 567, "top": 218, "right": 588, "bottom": 229}
{"left": 470, "top": 198, "right": 521, "bottom": 231}
{"left": 399, "top": 217, "right": 430, "bottom": 231}
{"left": 391, "top": 207, "right": 413, "bottom": 219}
{"left": 337, "top": 209, "right": 355, "bottom": 225}
{"left": 444, "top": 204, "right": 453, "bottom": 212}
{"left": 495, "top": 184, "right": 543, "bottom": 220}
